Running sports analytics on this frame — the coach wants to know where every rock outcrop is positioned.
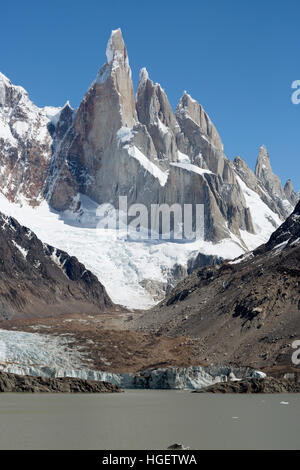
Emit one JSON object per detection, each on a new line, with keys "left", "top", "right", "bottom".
{"left": 0, "top": 370, "right": 122, "bottom": 393}
{"left": 284, "top": 179, "right": 298, "bottom": 206}
{"left": 194, "top": 377, "right": 300, "bottom": 393}
{"left": 254, "top": 145, "right": 295, "bottom": 216}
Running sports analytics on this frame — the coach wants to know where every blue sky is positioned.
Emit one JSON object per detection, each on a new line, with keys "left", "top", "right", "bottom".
{"left": 1, "top": 0, "right": 299, "bottom": 190}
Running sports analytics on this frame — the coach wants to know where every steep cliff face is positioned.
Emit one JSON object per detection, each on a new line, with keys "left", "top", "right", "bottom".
{"left": 136, "top": 67, "right": 179, "bottom": 163}
{"left": 255, "top": 145, "right": 293, "bottom": 216}
{"left": 45, "top": 29, "right": 282, "bottom": 245}
{"left": 284, "top": 179, "right": 298, "bottom": 206}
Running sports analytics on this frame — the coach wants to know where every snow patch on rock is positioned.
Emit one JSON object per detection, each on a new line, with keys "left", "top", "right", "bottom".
{"left": 12, "top": 240, "right": 28, "bottom": 259}
{"left": 236, "top": 175, "right": 282, "bottom": 250}
{"left": 170, "top": 162, "right": 213, "bottom": 177}
{"left": 125, "top": 145, "right": 169, "bottom": 187}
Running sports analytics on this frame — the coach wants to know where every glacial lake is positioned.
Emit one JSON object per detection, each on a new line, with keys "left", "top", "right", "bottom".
{"left": 0, "top": 390, "right": 299, "bottom": 450}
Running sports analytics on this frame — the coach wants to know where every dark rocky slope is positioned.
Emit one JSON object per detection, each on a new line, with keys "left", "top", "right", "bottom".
{"left": 136, "top": 201, "right": 300, "bottom": 370}
{"left": 0, "top": 212, "right": 114, "bottom": 321}
{"left": 0, "top": 370, "right": 122, "bottom": 393}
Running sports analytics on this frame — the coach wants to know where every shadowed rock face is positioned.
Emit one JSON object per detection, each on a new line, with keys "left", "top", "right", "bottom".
{"left": 0, "top": 212, "right": 114, "bottom": 321}
{"left": 258, "top": 199, "right": 300, "bottom": 252}
{"left": 135, "top": 202, "right": 300, "bottom": 369}
{"left": 284, "top": 179, "right": 298, "bottom": 206}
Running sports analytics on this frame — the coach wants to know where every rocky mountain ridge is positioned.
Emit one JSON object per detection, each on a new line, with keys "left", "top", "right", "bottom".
{"left": 0, "top": 211, "right": 113, "bottom": 321}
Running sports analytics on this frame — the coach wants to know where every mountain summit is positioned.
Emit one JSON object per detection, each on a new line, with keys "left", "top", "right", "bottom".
{"left": 44, "top": 30, "right": 295, "bottom": 242}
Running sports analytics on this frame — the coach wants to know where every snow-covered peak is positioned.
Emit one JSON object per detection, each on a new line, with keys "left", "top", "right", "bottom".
{"left": 176, "top": 91, "right": 199, "bottom": 119}
{"left": 140, "top": 67, "right": 149, "bottom": 81}
{"left": 95, "top": 28, "right": 132, "bottom": 87}
{"left": 137, "top": 67, "right": 150, "bottom": 92}
{"left": 176, "top": 91, "right": 198, "bottom": 111}
{"left": 105, "top": 28, "right": 128, "bottom": 67}
{"left": 0, "top": 72, "right": 26, "bottom": 96}
{"left": 0, "top": 71, "right": 11, "bottom": 86}
{"left": 63, "top": 100, "right": 73, "bottom": 110}
{"left": 106, "top": 29, "right": 118, "bottom": 64}
{"left": 0, "top": 72, "right": 62, "bottom": 205}
{"left": 0, "top": 71, "right": 29, "bottom": 107}
{"left": 42, "top": 106, "right": 63, "bottom": 126}
{"left": 182, "top": 90, "right": 197, "bottom": 103}
{"left": 42, "top": 101, "right": 73, "bottom": 127}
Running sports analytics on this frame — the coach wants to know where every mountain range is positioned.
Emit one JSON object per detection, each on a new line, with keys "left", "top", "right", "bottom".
{"left": 0, "top": 28, "right": 298, "bottom": 310}
{"left": 0, "top": 29, "right": 299, "bottom": 382}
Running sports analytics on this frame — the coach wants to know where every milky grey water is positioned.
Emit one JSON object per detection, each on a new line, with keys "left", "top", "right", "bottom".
{"left": 0, "top": 391, "right": 299, "bottom": 450}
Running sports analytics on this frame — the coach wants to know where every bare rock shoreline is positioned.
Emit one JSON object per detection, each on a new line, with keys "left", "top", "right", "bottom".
{"left": 0, "top": 370, "right": 123, "bottom": 393}
{"left": 193, "top": 377, "right": 300, "bottom": 394}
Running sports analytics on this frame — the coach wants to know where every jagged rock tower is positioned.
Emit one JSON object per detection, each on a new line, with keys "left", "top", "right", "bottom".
{"left": 0, "top": 29, "right": 298, "bottom": 248}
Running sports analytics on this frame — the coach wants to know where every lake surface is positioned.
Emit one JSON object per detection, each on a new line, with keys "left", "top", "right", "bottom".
{"left": 0, "top": 391, "right": 299, "bottom": 450}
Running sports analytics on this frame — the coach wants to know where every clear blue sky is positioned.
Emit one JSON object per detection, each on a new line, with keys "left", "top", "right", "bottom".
{"left": 1, "top": 0, "right": 299, "bottom": 190}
